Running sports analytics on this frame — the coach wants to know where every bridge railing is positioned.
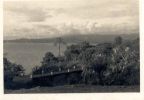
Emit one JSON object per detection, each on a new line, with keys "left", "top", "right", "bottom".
{"left": 32, "top": 66, "right": 84, "bottom": 78}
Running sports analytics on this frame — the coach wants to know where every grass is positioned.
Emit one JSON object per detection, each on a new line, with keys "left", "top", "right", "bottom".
{"left": 4, "top": 85, "right": 140, "bottom": 93}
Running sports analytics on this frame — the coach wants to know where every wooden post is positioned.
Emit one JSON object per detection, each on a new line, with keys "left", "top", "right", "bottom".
{"left": 42, "top": 70, "right": 44, "bottom": 74}
{"left": 51, "top": 71, "right": 53, "bottom": 75}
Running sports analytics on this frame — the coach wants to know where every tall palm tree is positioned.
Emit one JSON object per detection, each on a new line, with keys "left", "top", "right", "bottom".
{"left": 54, "top": 37, "right": 66, "bottom": 57}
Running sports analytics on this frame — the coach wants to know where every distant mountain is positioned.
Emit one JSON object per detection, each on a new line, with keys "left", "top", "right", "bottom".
{"left": 4, "top": 33, "right": 139, "bottom": 43}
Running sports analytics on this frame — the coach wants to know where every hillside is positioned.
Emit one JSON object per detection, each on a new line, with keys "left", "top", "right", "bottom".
{"left": 4, "top": 33, "right": 139, "bottom": 43}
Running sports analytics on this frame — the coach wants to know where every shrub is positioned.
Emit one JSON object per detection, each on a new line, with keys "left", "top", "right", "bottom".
{"left": 4, "top": 57, "right": 25, "bottom": 89}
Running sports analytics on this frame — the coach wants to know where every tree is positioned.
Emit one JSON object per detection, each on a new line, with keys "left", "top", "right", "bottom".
{"left": 105, "top": 40, "right": 140, "bottom": 85}
{"left": 79, "top": 41, "right": 90, "bottom": 51}
{"left": 54, "top": 37, "right": 66, "bottom": 57}
{"left": 41, "top": 52, "right": 58, "bottom": 67}
{"left": 4, "top": 57, "right": 25, "bottom": 89}
{"left": 64, "top": 44, "right": 81, "bottom": 61}
{"left": 64, "top": 41, "right": 90, "bottom": 61}
{"left": 114, "top": 36, "right": 123, "bottom": 45}
{"left": 4, "top": 57, "right": 25, "bottom": 77}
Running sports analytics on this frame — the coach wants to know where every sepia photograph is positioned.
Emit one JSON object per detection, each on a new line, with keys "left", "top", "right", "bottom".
{"left": 3, "top": 0, "right": 140, "bottom": 94}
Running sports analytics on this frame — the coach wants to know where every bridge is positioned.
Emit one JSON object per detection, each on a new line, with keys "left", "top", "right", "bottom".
{"left": 31, "top": 66, "right": 84, "bottom": 86}
{"left": 32, "top": 67, "right": 83, "bottom": 78}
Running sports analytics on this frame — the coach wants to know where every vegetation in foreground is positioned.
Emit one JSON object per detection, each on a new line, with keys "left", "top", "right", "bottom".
{"left": 4, "top": 36, "right": 140, "bottom": 92}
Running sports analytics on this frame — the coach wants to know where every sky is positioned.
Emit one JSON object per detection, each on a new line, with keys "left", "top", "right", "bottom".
{"left": 3, "top": 0, "right": 139, "bottom": 40}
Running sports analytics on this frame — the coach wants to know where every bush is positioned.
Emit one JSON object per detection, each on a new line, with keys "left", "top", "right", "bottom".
{"left": 32, "top": 37, "right": 140, "bottom": 86}
{"left": 4, "top": 57, "right": 25, "bottom": 89}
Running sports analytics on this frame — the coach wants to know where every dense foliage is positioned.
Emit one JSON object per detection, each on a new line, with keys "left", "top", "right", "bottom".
{"left": 32, "top": 37, "right": 140, "bottom": 86}
{"left": 4, "top": 57, "right": 25, "bottom": 89}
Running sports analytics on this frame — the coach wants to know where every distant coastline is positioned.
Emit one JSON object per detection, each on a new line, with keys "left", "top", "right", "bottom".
{"left": 4, "top": 33, "right": 139, "bottom": 43}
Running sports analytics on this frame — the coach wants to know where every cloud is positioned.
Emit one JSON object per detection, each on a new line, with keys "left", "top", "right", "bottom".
{"left": 4, "top": 2, "right": 53, "bottom": 22}
{"left": 3, "top": 0, "right": 139, "bottom": 39}
{"left": 4, "top": 20, "right": 139, "bottom": 40}
{"left": 35, "top": 24, "right": 59, "bottom": 34}
{"left": 58, "top": 1, "right": 138, "bottom": 20}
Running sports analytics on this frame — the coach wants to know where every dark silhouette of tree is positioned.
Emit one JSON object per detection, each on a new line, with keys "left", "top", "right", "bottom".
{"left": 80, "top": 41, "right": 90, "bottom": 51}
{"left": 114, "top": 36, "right": 123, "bottom": 45}
{"left": 105, "top": 39, "right": 140, "bottom": 85}
{"left": 41, "top": 52, "right": 58, "bottom": 67}
{"left": 64, "top": 44, "right": 80, "bottom": 61}
{"left": 4, "top": 57, "right": 25, "bottom": 89}
{"left": 4, "top": 57, "right": 25, "bottom": 77}
{"left": 79, "top": 44, "right": 110, "bottom": 85}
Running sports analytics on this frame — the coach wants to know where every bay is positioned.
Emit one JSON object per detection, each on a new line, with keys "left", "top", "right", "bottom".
{"left": 4, "top": 43, "right": 67, "bottom": 74}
